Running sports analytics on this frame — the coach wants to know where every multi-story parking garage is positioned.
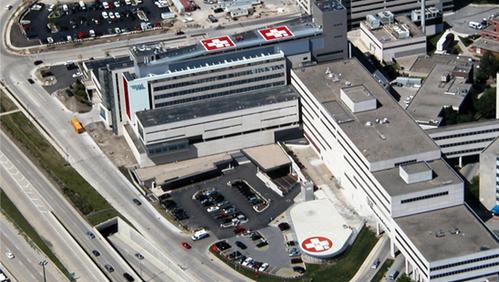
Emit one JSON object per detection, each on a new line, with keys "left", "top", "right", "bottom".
{"left": 291, "top": 58, "right": 499, "bottom": 282}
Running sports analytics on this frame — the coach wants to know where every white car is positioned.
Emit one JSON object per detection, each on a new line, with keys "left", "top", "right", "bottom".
{"left": 114, "top": 1, "right": 121, "bottom": 7}
{"left": 102, "top": 1, "right": 110, "bottom": 9}
{"left": 5, "top": 4, "right": 13, "bottom": 10}
{"left": 242, "top": 257, "right": 253, "bottom": 267}
{"left": 125, "top": 0, "right": 132, "bottom": 4}
{"left": 66, "top": 35, "right": 72, "bottom": 41}
{"left": 89, "top": 29, "right": 95, "bottom": 37}
{"left": 114, "top": 27, "right": 121, "bottom": 34}
{"left": 206, "top": 206, "right": 219, "bottom": 213}
{"left": 115, "top": 12, "right": 121, "bottom": 19}
{"left": 258, "top": 263, "right": 269, "bottom": 272}
{"left": 72, "top": 72, "right": 82, "bottom": 78}
{"left": 371, "top": 259, "right": 380, "bottom": 269}
{"left": 47, "top": 37, "right": 54, "bottom": 44}
{"left": 109, "top": 12, "right": 115, "bottom": 19}
{"left": 102, "top": 11, "right": 109, "bottom": 19}
{"left": 5, "top": 251, "right": 14, "bottom": 259}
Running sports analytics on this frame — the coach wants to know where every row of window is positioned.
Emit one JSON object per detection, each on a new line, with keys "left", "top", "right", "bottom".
{"left": 154, "top": 81, "right": 285, "bottom": 108}
{"left": 401, "top": 191, "right": 449, "bottom": 204}
{"left": 430, "top": 253, "right": 499, "bottom": 271}
{"left": 430, "top": 261, "right": 499, "bottom": 279}
{"left": 147, "top": 139, "right": 188, "bottom": 155}
{"left": 445, "top": 147, "right": 484, "bottom": 156}
{"left": 152, "top": 64, "right": 284, "bottom": 92}
{"left": 151, "top": 57, "right": 284, "bottom": 84}
{"left": 440, "top": 137, "right": 496, "bottom": 148}
{"left": 432, "top": 127, "right": 499, "bottom": 141}
{"left": 154, "top": 72, "right": 285, "bottom": 101}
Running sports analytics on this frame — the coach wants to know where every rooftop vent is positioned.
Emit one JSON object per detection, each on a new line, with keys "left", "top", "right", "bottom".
{"left": 340, "top": 85, "right": 377, "bottom": 113}
{"left": 399, "top": 162, "right": 433, "bottom": 184}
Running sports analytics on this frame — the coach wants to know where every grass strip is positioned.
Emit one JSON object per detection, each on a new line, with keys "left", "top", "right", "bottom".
{"left": 0, "top": 112, "right": 119, "bottom": 226}
{"left": 0, "top": 89, "right": 17, "bottom": 113}
{"left": 371, "top": 259, "right": 394, "bottom": 282}
{"left": 0, "top": 189, "right": 73, "bottom": 280}
{"left": 211, "top": 226, "right": 378, "bottom": 282}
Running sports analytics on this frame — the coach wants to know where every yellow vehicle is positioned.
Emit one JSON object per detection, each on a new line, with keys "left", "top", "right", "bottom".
{"left": 70, "top": 117, "right": 84, "bottom": 134}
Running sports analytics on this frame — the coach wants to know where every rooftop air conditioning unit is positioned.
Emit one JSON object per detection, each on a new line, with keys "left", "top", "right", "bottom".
{"left": 366, "top": 14, "right": 381, "bottom": 29}
{"left": 377, "top": 11, "right": 394, "bottom": 25}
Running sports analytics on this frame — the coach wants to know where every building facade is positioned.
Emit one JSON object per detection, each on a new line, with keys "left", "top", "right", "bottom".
{"left": 479, "top": 137, "right": 499, "bottom": 215}
{"left": 291, "top": 58, "right": 499, "bottom": 282}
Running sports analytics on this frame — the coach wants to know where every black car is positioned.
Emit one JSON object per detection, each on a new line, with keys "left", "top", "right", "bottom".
{"left": 86, "top": 231, "right": 95, "bottom": 239}
{"left": 27, "top": 78, "right": 35, "bottom": 84}
{"left": 256, "top": 241, "right": 268, "bottom": 248}
{"left": 208, "top": 15, "right": 218, "bottom": 23}
{"left": 34, "top": 60, "right": 43, "bottom": 65}
{"left": 278, "top": 222, "right": 290, "bottom": 231}
{"left": 293, "top": 266, "right": 306, "bottom": 274}
{"left": 135, "top": 253, "right": 144, "bottom": 260}
{"left": 92, "top": 250, "right": 100, "bottom": 256}
{"left": 133, "top": 198, "right": 142, "bottom": 206}
{"left": 235, "top": 241, "right": 247, "bottom": 250}
{"left": 291, "top": 258, "right": 303, "bottom": 264}
{"left": 104, "top": 264, "right": 114, "bottom": 273}
{"left": 123, "top": 273, "right": 135, "bottom": 282}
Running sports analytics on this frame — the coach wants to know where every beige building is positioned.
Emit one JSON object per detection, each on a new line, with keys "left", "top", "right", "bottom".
{"left": 360, "top": 13, "right": 426, "bottom": 63}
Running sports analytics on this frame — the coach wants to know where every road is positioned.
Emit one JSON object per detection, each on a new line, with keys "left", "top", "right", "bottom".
{"left": 0, "top": 131, "right": 138, "bottom": 282}
{"left": 0, "top": 0, "right": 289, "bottom": 281}
{"left": 353, "top": 236, "right": 390, "bottom": 282}
{"left": 0, "top": 215, "right": 66, "bottom": 282}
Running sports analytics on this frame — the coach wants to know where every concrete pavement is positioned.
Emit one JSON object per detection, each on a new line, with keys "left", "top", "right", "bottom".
{"left": 0, "top": 215, "right": 66, "bottom": 282}
{"left": 351, "top": 235, "right": 390, "bottom": 282}
{"left": 0, "top": 131, "right": 136, "bottom": 281}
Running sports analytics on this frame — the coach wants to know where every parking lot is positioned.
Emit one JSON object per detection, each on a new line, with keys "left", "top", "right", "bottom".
{"left": 445, "top": 5, "right": 498, "bottom": 35}
{"left": 20, "top": 0, "right": 169, "bottom": 44}
{"left": 162, "top": 163, "right": 299, "bottom": 238}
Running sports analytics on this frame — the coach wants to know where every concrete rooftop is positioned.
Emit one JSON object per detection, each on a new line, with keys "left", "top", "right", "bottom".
{"left": 395, "top": 205, "right": 499, "bottom": 262}
{"left": 373, "top": 159, "right": 462, "bottom": 197}
{"left": 292, "top": 58, "right": 438, "bottom": 165}
{"left": 242, "top": 144, "right": 290, "bottom": 172}
{"left": 407, "top": 64, "right": 471, "bottom": 126}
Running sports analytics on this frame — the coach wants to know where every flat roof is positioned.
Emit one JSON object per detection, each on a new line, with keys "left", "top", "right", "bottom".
{"left": 136, "top": 86, "right": 298, "bottom": 127}
{"left": 290, "top": 199, "right": 353, "bottom": 258}
{"left": 136, "top": 152, "right": 232, "bottom": 185}
{"left": 292, "top": 58, "right": 438, "bottom": 165}
{"left": 373, "top": 159, "right": 462, "bottom": 197}
{"left": 427, "top": 119, "right": 499, "bottom": 135}
{"left": 407, "top": 64, "right": 472, "bottom": 125}
{"left": 342, "top": 85, "right": 375, "bottom": 103}
{"left": 401, "top": 161, "right": 431, "bottom": 174}
{"left": 365, "top": 16, "right": 423, "bottom": 43}
{"left": 408, "top": 54, "right": 473, "bottom": 76}
{"left": 395, "top": 205, "right": 499, "bottom": 262}
{"left": 242, "top": 144, "right": 290, "bottom": 171}
{"left": 472, "top": 37, "right": 499, "bottom": 53}
{"left": 130, "top": 17, "right": 321, "bottom": 66}
{"left": 84, "top": 56, "right": 134, "bottom": 78}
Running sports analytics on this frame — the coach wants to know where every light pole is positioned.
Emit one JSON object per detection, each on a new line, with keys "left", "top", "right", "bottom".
{"left": 39, "top": 260, "right": 48, "bottom": 282}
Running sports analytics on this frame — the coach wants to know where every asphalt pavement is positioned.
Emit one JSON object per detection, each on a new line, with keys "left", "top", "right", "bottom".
{"left": 0, "top": 215, "right": 66, "bottom": 282}
{"left": 445, "top": 5, "right": 499, "bottom": 36}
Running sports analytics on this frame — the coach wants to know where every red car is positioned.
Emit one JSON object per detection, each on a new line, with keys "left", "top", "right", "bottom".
{"left": 181, "top": 242, "right": 191, "bottom": 249}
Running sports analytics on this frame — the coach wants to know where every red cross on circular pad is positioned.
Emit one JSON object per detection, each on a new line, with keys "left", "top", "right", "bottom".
{"left": 301, "top": 236, "right": 333, "bottom": 253}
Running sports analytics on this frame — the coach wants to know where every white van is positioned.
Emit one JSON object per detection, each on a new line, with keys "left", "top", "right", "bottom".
{"left": 468, "top": 21, "right": 482, "bottom": 29}
{"left": 191, "top": 229, "right": 209, "bottom": 241}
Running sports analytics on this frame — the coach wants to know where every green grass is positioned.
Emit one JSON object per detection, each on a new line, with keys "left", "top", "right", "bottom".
{"left": 0, "top": 90, "right": 17, "bottom": 113}
{"left": 0, "top": 189, "right": 73, "bottom": 280}
{"left": 371, "top": 259, "right": 394, "bottom": 282}
{"left": 0, "top": 112, "right": 119, "bottom": 225}
{"left": 211, "top": 227, "right": 379, "bottom": 282}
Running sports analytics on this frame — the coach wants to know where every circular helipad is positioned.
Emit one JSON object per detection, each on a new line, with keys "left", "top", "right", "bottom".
{"left": 290, "top": 199, "right": 352, "bottom": 258}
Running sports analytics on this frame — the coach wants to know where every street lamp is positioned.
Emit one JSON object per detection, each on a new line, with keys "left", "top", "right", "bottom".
{"left": 39, "top": 260, "right": 48, "bottom": 282}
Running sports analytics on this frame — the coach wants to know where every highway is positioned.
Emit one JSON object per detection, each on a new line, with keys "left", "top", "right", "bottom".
{"left": 0, "top": 131, "right": 138, "bottom": 282}
{"left": 0, "top": 215, "right": 66, "bottom": 282}
{"left": 0, "top": 0, "right": 291, "bottom": 281}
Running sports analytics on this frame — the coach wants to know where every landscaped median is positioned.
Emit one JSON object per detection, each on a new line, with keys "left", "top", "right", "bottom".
{"left": 0, "top": 111, "right": 119, "bottom": 226}
{"left": 371, "top": 259, "right": 394, "bottom": 282}
{"left": 210, "top": 227, "right": 379, "bottom": 282}
{"left": 0, "top": 189, "right": 74, "bottom": 280}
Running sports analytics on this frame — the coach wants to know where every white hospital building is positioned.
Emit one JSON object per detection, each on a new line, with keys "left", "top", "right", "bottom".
{"left": 291, "top": 58, "right": 499, "bottom": 282}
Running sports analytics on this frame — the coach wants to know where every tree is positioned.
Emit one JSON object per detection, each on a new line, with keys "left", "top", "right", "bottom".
{"left": 397, "top": 273, "right": 413, "bottom": 282}
{"left": 476, "top": 52, "right": 499, "bottom": 84}
{"left": 474, "top": 87, "right": 496, "bottom": 119}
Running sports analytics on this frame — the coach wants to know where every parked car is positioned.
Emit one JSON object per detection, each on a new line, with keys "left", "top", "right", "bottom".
{"left": 92, "top": 250, "right": 101, "bottom": 257}
{"left": 241, "top": 257, "right": 253, "bottom": 267}
{"left": 258, "top": 263, "right": 269, "bottom": 272}
{"left": 235, "top": 241, "right": 247, "bottom": 250}
{"left": 278, "top": 222, "right": 290, "bottom": 231}
{"left": 207, "top": 206, "right": 219, "bottom": 213}
{"left": 123, "top": 272, "right": 135, "bottom": 282}
{"left": 293, "top": 266, "right": 306, "bottom": 274}
{"left": 34, "top": 60, "right": 43, "bottom": 65}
